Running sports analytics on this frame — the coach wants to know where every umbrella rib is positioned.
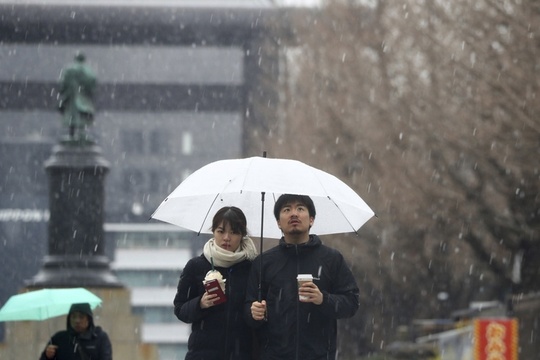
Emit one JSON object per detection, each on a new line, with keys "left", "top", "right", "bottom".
{"left": 313, "top": 168, "right": 371, "bottom": 236}
{"left": 237, "top": 156, "right": 256, "bottom": 191}
{"left": 327, "top": 196, "right": 359, "bottom": 236}
{"left": 197, "top": 193, "right": 222, "bottom": 235}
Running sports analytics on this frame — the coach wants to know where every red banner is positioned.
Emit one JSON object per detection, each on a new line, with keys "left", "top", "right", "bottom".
{"left": 474, "top": 318, "right": 518, "bottom": 360}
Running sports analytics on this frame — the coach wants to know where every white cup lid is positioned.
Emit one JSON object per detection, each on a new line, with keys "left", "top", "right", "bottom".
{"left": 297, "top": 274, "right": 313, "bottom": 280}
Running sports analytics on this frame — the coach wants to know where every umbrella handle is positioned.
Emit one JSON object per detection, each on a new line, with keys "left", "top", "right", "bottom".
{"left": 258, "top": 191, "right": 265, "bottom": 302}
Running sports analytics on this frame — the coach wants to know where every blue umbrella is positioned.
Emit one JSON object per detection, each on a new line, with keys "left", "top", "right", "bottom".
{"left": 0, "top": 288, "right": 102, "bottom": 322}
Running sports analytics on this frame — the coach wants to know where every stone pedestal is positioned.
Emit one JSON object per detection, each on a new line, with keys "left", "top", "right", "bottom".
{"left": 26, "top": 143, "right": 122, "bottom": 288}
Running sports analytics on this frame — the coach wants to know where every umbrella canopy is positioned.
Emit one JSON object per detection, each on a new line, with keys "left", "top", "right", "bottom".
{"left": 0, "top": 288, "right": 102, "bottom": 322}
{"left": 151, "top": 156, "right": 375, "bottom": 239}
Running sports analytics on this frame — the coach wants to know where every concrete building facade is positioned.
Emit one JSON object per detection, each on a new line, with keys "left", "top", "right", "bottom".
{"left": 0, "top": 1, "right": 286, "bottom": 358}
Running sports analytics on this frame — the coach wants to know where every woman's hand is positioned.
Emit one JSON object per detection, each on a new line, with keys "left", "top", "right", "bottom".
{"left": 200, "top": 291, "right": 219, "bottom": 309}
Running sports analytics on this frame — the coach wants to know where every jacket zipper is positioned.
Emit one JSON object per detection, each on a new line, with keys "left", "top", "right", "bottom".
{"left": 295, "top": 244, "right": 300, "bottom": 360}
{"left": 224, "top": 266, "right": 233, "bottom": 356}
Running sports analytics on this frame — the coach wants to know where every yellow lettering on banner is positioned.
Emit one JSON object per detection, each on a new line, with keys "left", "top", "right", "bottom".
{"left": 484, "top": 322, "right": 507, "bottom": 360}
{"left": 485, "top": 339, "right": 506, "bottom": 353}
{"left": 486, "top": 323, "right": 505, "bottom": 339}
{"left": 486, "top": 353, "right": 505, "bottom": 360}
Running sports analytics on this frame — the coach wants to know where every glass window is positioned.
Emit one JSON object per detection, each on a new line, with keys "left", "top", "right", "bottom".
{"left": 122, "top": 130, "right": 144, "bottom": 154}
{"left": 133, "top": 306, "right": 178, "bottom": 323}
{"left": 124, "top": 170, "right": 145, "bottom": 194}
{"left": 181, "top": 132, "right": 192, "bottom": 155}
{"left": 110, "top": 232, "right": 192, "bottom": 248}
{"left": 150, "top": 130, "right": 169, "bottom": 156}
{"left": 116, "top": 270, "right": 180, "bottom": 287}
{"left": 157, "top": 344, "right": 188, "bottom": 360}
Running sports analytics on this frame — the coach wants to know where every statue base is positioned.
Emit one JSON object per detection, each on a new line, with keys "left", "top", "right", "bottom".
{"left": 26, "top": 255, "right": 123, "bottom": 288}
{"left": 60, "top": 134, "right": 96, "bottom": 147}
{"left": 25, "top": 142, "right": 122, "bottom": 288}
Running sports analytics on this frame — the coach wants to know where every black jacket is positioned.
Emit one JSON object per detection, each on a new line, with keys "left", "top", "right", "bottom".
{"left": 244, "top": 235, "right": 359, "bottom": 360}
{"left": 39, "top": 303, "right": 112, "bottom": 360}
{"left": 174, "top": 254, "right": 254, "bottom": 360}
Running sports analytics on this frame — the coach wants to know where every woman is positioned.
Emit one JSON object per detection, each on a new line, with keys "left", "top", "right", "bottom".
{"left": 174, "top": 206, "right": 258, "bottom": 360}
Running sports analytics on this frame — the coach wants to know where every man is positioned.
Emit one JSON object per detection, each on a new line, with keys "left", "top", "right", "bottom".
{"left": 246, "top": 194, "right": 359, "bottom": 360}
{"left": 40, "top": 303, "right": 112, "bottom": 360}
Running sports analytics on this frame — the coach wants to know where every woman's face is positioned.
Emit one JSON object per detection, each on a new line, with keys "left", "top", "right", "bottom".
{"left": 214, "top": 221, "right": 243, "bottom": 252}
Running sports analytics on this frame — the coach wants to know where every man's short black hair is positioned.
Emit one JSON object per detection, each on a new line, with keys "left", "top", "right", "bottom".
{"left": 273, "top": 194, "right": 316, "bottom": 220}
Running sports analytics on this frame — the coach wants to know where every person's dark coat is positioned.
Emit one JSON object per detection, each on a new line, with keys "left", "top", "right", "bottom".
{"left": 39, "top": 303, "right": 113, "bottom": 360}
{"left": 244, "top": 235, "right": 359, "bottom": 360}
{"left": 174, "top": 254, "right": 253, "bottom": 360}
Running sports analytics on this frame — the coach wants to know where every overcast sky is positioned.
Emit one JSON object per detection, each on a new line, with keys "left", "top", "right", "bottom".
{"left": 0, "top": 0, "right": 320, "bottom": 7}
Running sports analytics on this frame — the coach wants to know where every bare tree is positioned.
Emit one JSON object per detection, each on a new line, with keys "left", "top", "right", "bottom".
{"left": 260, "top": 0, "right": 539, "bottom": 356}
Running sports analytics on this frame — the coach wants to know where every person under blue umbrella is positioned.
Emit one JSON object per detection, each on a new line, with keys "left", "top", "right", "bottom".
{"left": 40, "top": 302, "right": 112, "bottom": 360}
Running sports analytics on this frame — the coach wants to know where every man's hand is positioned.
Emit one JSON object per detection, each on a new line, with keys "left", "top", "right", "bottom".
{"left": 299, "top": 282, "right": 323, "bottom": 305}
{"left": 45, "top": 344, "right": 58, "bottom": 359}
{"left": 251, "top": 300, "right": 267, "bottom": 321}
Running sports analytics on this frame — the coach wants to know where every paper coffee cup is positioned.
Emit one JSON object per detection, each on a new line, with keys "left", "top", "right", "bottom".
{"left": 297, "top": 274, "right": 313, "bottom": 300}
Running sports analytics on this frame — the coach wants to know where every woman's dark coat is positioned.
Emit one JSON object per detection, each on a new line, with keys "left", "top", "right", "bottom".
{"left": 174, "top": 254, "right": 253, "bottom": 360}
{"left": 244, "top": 235, "right": 359, "bottom": 360}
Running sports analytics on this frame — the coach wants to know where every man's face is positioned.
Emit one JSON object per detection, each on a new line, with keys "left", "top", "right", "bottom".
{"left": 277, "top": 200, "right": 314, "bottom": 236}
{"left": 69, "top": 311, "right": 90, "bottom": 333}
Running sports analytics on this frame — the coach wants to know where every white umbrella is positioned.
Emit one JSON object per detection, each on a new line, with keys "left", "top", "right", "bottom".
{"left": 151, "top": 156, "right": 375, "bottom": 239}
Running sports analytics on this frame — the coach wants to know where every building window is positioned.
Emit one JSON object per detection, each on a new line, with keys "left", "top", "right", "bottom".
{"left": 124, "top": 170, "right": 145, "bottom": 193}
{"left": 116, "top": 270, "right": 179, "bottom": 287}
{"left": 122, "top": 130, "right": 145, "bottom": 154}
{"left": 181, "top": 169, "right": 191, "bottom": 181}
{"left": 181, "top": 132, "right": 192, "bottom": 155}
{"left": 150, "top": 130, "right": 169, "bottom": 156}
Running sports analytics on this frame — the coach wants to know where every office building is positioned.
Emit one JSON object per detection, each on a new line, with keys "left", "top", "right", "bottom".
{"left": 0, "top": 1, "right": 288, "bottom": 357}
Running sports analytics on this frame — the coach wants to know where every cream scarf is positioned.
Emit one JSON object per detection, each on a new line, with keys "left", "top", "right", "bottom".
{"left": 203, "top": 236, "right": 258, "bottom": 268}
